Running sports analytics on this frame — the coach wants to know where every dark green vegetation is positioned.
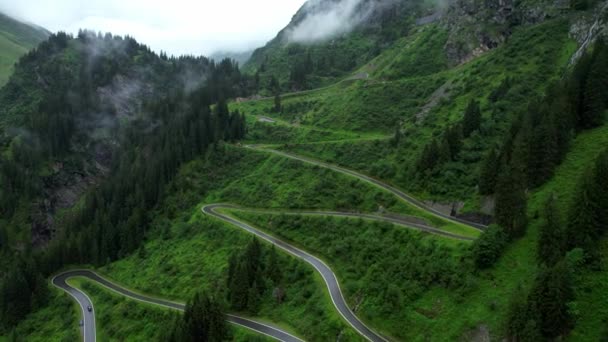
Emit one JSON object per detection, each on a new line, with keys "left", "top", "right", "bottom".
{"left": 1, "top": 289, "right": 77, "bottom": 342}
{"left": 100, "top": 147, "right": 366, "bottom": 341}
{"left": 0, "top": 30, "right": 248, "bottom": 333}
{"left": 164, "top": 292, "right": 227, "bottom": 342}
{"left": 244, "top": 0, "right": 435, "bottom": 93}
{"left": 0, "top": 12, "right": 49, "bottom": 86}
{"left": 64, "top": 277, "right": 267, "bottom": 342}
{"left": 226, "top": 238, "right": 281, "bottom": 314}
{"left": 230, "top": 13, "right": 608, "bottom": 342}
{"left": 246, "top": 18, "right": 578, "bottom": 203}
{"left": 3, "top": 0, "right": 608, "bottom": 340}
{"left": 224, "top": 210, "right": 468, "bottom": 340}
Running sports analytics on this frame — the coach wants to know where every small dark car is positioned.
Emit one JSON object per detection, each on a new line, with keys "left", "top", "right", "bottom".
{"left": 87, "top": 305, "right": 92, "bottom": 312}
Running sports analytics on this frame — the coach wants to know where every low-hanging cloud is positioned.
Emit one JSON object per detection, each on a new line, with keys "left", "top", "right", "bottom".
{"left": 286, "top": 0, "right": 376, "bottom": 43}
{"left": 0, "top": 0, "right": 307, "bottom": 56}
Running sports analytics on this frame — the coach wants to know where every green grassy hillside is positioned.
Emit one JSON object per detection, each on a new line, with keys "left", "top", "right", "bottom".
{"left": 234, "top": 18, "right": 577, "bottom": 203}
{"left": 0, "top": 13, "right": 49, "bottom": 86}
{"left": 3, "top": 0, "right": 608, "bottom": 340}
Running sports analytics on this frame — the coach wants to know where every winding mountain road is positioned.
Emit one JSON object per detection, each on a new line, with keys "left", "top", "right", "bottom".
{"left": 54, "top": 142, "right": 484, "bottom": 342}
{"left": 203, "top": 205, "right": 389, "bottom": 342}
{"left": 245, "top": 146, "right": 487, "bottom": 231}
{"left": 213, "top": 205, "right": 474, "bottom": 241}
{"left": 52, "top": 273, "right": 96, "bottom": 342}
{"left": 53, "top": 270, "right": 303, "bottom": 342}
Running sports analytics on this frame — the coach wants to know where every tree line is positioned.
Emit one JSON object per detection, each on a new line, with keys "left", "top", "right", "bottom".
{"left": 227, "top": 238, "right": 284, "bottom": 314}
{"left": 0, "top": 31, "right": 250, "bottom": 331}
{"left": 163, "top": 292, "right": 228, "bottom": 342}
{"left": 469, "top": 40, "right": 608, "bottom": 340}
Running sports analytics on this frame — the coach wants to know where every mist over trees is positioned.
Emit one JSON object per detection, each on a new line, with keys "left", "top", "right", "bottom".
{"left": 0, "top": 30, "right": 250, "bottom": 330}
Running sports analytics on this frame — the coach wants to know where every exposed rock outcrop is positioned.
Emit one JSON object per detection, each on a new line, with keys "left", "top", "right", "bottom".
{"left": 441, "top": 0, "right": 570, "bottom": 65}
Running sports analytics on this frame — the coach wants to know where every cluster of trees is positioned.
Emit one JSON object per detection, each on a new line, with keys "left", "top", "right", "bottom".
{"left": 536, "top": 149, "right": 608, "bottom": 269}
{"left": 0, "top": 258, "right": 49, "bottom": 328}
{"left": 247, "top": 0, "right": 429, "bottom": 93}
{"left": 0, "top": 31, "right": 251, "bottom": 331}
{"left": 479, "top": 38, "right": 608, "bottom": 240}
{"left": 416, "top": 100, "right": 481, "bottom": 173}
{"left": 470, "top": 224, "right": 508, "bottom": 269}
{"left": 0, "top": 30, "right": 258, "bottom": 221}
{"left": 566, "top": 149, "right": 608, "bottom": 257}
{"left": 43, "top": 96, "right": 245, "bottom": 269}
{"left": 506, "top": 258, "right": 576, "bottom": 340}
{"left": 163, "top": 292, "right": 228, "bottom": 342}
{"left": 468, "top": 39, "right": 608, "bottom": 272}
{"left": 289, "top": 52, "right": 314, "bottom": 90}
{"left": 227, "top": 238, "right": 283, "bottom": 314}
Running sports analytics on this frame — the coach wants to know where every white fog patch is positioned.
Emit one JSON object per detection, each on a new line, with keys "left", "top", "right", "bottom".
{"left": 286, "top": 0, "right": 374, "bottom": 43}
{"left": 285, "top": 0, "right": 406, "bottom": 44}
{"left": 0, "top": 0, "right": 307, "bottom": 56}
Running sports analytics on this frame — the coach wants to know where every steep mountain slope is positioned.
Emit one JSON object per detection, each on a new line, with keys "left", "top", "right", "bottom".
{"left": 243, "top": 0, "right": 586, "bottom": 94}
{"left": 0, "top": 12, "right": 49, "bottom": 86}
{"left": 228, "top": 0, "right": 608, "bottom": 339}
{"left": 0, "top": 30, "right": 249, "bottom": 249}
{"left": 2, "top": 0, "right": 608, "bottom": 341}
{"left": 244, "top": 0, "right": 433, "bottom": 93}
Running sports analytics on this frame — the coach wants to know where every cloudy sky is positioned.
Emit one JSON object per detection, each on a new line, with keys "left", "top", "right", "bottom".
{"left": 1, "top": 0, "right": 307, "bottom": 56}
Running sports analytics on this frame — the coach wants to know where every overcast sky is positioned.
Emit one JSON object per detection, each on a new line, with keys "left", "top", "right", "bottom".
{"left": 1, "top": 0, "right": 307, "bottom": 56}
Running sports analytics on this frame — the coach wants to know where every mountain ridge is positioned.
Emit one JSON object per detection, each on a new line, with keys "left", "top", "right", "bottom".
{"left": 0, "top": 12, "right": 50, "bottom": 86}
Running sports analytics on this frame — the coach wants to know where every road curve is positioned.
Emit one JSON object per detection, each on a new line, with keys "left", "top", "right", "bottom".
{"left": 246, "top": 146, "right": 487, "bottom": 231}
{"left": 52, "top": 273, "right": 96, "bottom": 342}
{"left": 203, "top": 204, "right": 389, "bottom": 342}
{"left": 53, "top": 270, "right": 303, "bottom": 342}
{"left": 217, "top": 205, "right": 474, "bottom": 241}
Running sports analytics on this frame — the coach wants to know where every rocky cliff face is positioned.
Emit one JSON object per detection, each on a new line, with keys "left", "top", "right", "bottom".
{"left": 568, "top": 0, "right": 608, "bottom": 64}
{"left": 30, "top": 72, "right": 153, "bottom": 247}
{"left": 441, "top": 0, "right": 574, "bottom": 65}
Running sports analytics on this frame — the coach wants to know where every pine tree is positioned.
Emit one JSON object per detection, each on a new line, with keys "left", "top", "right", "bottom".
{"left": 495, "top": 163, "right": 528, "bottom": 239}
{"left": 416, "top": 140, "right": 440, "bottom": 173}
{"left": 229, "top": 259, "right": 249, "bottom": 311}
{"left": 478, "top": 148, "right": 499, "bottom": 195}
{"left": 273, "top": 94, "right": 282, "bottom": 113}
{"left": 530, "top": 261, "right": 574, "bottom": 338}
{"left": 510, "top": 124, "right": 532, "bottom": 187}
{"left": 537, "top": 195, "right": 565, "bottom": 266}
{"left": 444, "top": 124, "right": 463, "bottom": 161}
{"left": 246, "top": 283, "right": 261, "bottom": 313}
{"left": 266, "top": 245, "right": 282, "bottom": 285}
{"left": 529, "top": 111, "right": 558, "bottom": 188}
{"left": 592, "top": 150, "right": 608, "bottom": 235}
{"left": 566, "top": 169, "right": 599, "bottom": 254}
{"left": 180, "top": 292, "right": 227, "bottom": 342}
{"left": 462, "top": 100, "right": 482, "bottom": 138}
{"left": 506, "top": 285, "right": 541, "bottom": 341}
{"left": 471, "top": 225, "right": 507, "bottom": 269}
{"left": 581, "top": 57, "right": 607, "bottom": 128}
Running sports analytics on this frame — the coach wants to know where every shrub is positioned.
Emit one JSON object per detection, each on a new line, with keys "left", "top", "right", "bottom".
{"left": 470, "top": 225, "right": 508, "bottom": 269}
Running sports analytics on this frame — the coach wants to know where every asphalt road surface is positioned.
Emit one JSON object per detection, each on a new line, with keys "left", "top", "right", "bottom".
{"left": 53, "top": 270, "right": 303, "bottom": 342}
{"left": 215, "top": 205, "right": 474, "bottom": 241}
{"left": 203, "top": 204, "right": 389, "bottom": 342}
{"left": 247, "top": 146, "right": 487, "bottom": 231}
{"left": 52, "top": 272, "right": 96, "bottom": 342}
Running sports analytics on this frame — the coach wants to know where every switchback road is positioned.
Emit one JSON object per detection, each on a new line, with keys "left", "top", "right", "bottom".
{"left": 53, "top": 270, "right": 303, "bottom": 342}
{"left": 246, "top": 146, "right": 487, "bottom": 231}
{"left": 203, "top": 204, "right": 389, "bottom": 342}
